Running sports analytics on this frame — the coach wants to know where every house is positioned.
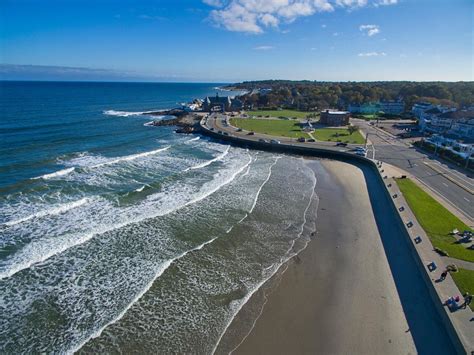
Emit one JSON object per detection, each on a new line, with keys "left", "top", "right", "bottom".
{"left": 412, "top": 102, "right": 434, "bottom": 119}
{"left": 379, "top": 100, "right": 405, "bottom": 115}
{"left": 320, "top": 110, "right": 350, "bottom": 126}
{"left": 426, "top": 135, "right": 473, "bottom": 159}
{"left": 202, "top": 93, "right": 243, "bottom": 112}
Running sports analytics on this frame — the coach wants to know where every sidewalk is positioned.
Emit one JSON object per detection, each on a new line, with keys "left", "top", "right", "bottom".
{"left": 378, "top": 162, "right": 474, "bottom": 353}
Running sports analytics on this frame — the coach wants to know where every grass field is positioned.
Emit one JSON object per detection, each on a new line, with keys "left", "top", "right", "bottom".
{"left": 396, "top": 178, "right": 473, "bottom": 262}
{"left": 450, "top": 268, "right": 474, "bottom": 311}
{"left": 230, "top": 118, "right": 309, "bottom": 138}
{"left": 313, "top": 128, "right": 365, "bottom": 144}
{"left": 246, "top": 109, "right": 311, "bottom": 119}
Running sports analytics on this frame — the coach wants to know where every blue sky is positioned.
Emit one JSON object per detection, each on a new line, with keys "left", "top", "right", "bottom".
{"left": 1, "top": 0, "right": 472, "bottom": 82}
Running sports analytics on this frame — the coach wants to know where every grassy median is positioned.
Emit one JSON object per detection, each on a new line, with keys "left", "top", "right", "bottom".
{"left": 230, "top": 118, "right": 309, "bottom": 138}
{"left": 313, "top": 128, "right": 365, "bottom": 144}
{"left": 396, "top": 178, "right": 473, "bottom": 262}
{"left": 246, "top": 109, "right": 310, "bottom": 119}
{"left": 450, "top": 268, "right": 474, "bottom": 311}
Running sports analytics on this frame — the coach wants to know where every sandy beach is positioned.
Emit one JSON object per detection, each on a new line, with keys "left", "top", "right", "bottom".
{"left": 216, "top": 159, "right": 456, "bottom": 355}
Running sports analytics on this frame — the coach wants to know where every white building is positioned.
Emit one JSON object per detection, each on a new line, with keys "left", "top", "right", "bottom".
{"left": 412, "top": 102, "right": 434, "bottom": 119}
{"left": 379, "top": 100, "right": 405, "bottom": 115}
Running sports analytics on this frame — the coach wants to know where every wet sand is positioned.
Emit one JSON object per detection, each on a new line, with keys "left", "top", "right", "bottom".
{"left": 216, "top": 159, "right": 455, "bottom": 354}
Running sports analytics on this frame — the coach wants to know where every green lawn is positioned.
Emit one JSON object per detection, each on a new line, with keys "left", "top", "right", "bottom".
{"left": 246, "top": 109, "right": 311, "bottom": 119}
{"left": 230, "top": 118, "right": 309, "bottom": 138}
{"left": 396, "top": 178, "right": 473, "bottom": 262}
{"left": 313, "top": 128, "right": 365, "bottom": 144}
{"left": 450, "top": 268, "right": 474, "bottom": 311}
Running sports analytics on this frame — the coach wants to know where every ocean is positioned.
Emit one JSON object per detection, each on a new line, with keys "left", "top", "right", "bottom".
{"left": 0, "top": 81, "right": 319, "bottom": 353}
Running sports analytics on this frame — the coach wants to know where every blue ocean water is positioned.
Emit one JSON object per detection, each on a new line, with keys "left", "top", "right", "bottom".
{"left": 0, "top": 81, "right": 318, "bottom": 353}
{"left": 0, "top": 81, "right": 239, "bottom": 187}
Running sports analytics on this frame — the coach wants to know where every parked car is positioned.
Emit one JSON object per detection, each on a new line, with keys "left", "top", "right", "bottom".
{"left": 210, "top": 127, "right": 214, "bottom": 131}
{"left": 217, "top": 130, "right": 222, "bottom": 134}
{"left": 223, "top": 132, "right": 229, "bottom": 136}
{"left": 236, "top": 128, "right": 243, "bottom": 132}
{"left": 297, "top": 137, "right": 306, "bottom": 142}
{"left": 307, "top": 139, "right": 315, "bottom": 142}
{"left": 270, "top": 139, "right": 280, "bottom": 144}
{"left": 356, "top": 150, "right": 367, "bottom": 157}
{"left": 247, "top": 131, "right": 255, "bottom": 135}
{"left": 336, "top": 142, "right": 347, "bottom": 147}
{"left": 259, "top": 138, "right": 268, "bottom": 143}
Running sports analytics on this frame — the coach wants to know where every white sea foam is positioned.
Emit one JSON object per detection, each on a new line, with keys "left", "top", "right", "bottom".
{"left": 0, "top": 151, "right": 252, "bottom": 281}
{"left": 185, "top": 137, "right": 200, "bottom": 143}
{"left": 69, "top": 235, "right": 220, "bottom": 354}
{"left": 135, "top": 185, "right": 147, "bottom": 192}
{"left": 3, "top": 197, "right": 91, "bottom": 227}
{"left": 103, "top": 110, "right": 154, "bottom": 117}
{"left": 33, "top": 167, "right": 75, "bottom": 180}
{"left": 249, "top": 156, "right": 280, "bottom": 214}
{"left": 90, "top": 146, "right": 170, "bottom": 168}
{"left": 184, "top": 145, "right": 230, "bottom": 172}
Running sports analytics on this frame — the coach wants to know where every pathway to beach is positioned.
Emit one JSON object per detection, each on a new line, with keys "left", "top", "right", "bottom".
{"left": 217, "top": 159, "right": 456, "bottom": 354}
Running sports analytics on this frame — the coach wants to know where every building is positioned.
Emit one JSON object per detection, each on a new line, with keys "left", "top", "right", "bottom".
{"left": 379, "top": 100, "right": 405, "bottom": 115}
{"left": 419, "top": 108, "right": 473, "bottom": 141}
{"left": 412, "top": 102, "right": 434, "bottom": 119}
{"left": 320, "top": 110, "right": 350, "bottom": 126}
{"left": 202, "top": 93, "right": 243, "bottom": 112}
{"left": 348, "top": 103, "right": 380, "bottom": 115}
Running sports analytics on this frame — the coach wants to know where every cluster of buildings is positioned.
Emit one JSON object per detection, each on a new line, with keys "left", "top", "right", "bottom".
{"left": 201, "top": 93, "right": 243, "bottom": 112}
{"left": 412, "top": 102, "right": 474, "bottom": 159}
{"left": 348, "top": 100, "right": 405, "bottom": 115}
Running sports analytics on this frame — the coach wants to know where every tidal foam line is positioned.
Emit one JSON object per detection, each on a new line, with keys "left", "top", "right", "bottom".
{"left": 3, "top": 197, "right": 91, "bottom": 227}
{"left": 91, "top": 146, "right": 170, "bottom": 168}
{"left": 68, "top": 236, "right": 219, "bottom": 354}
{"left": 184, "top": 145, "right": 230, "bottom": 172}
{"left": 249, "top": 156, "right": 280, "bottom": 214}
{"left": 0, "top": 154, "right": 252, "bottom": 281}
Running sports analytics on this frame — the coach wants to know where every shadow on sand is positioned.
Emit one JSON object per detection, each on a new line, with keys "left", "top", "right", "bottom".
{"left": 359, "top": 162, "right": 459, "bottom": 354}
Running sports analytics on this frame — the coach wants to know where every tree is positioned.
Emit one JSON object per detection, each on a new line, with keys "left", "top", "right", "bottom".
{"left": 348, "top": 125, "right": 359, "bottom": 135}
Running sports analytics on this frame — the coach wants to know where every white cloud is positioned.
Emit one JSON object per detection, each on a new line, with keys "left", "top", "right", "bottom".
{"left": 321, "top": 24, "right": 327, "bottom": 28}
{"left": 359, "top": 24, "right": 380, "bottom": 36}
{"left": 336, "top": 0, "right": 368, "bottom": 7}
{"left": 205, "top": 0, "right": 397, "bottom": 34}
{"left": 374, "top": 0, "right": 397, "bottom": 6}
{"left": 203, "top": 0, "right": 223, "bottom": 6}
{"left": 358, "top": 51, "right": 387, "bottom": 56}
{"left": 254, "top": 45, "right": 275, "bottom": 50}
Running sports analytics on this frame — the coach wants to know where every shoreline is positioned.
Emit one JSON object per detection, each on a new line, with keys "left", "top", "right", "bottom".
{"left": 216, "top": 158, "right": 456, "bottom": 354}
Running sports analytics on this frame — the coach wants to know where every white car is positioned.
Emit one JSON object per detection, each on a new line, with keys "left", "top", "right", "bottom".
{"left": 355, "top": 150, "right": 367, "bottom": 157}
{"left": 270, "top": 139, "right": 281, "bottom": 144}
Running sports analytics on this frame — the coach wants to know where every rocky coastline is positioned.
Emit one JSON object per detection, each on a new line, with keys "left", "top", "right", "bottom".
{"left": 144, "top": 109, "right": 202, "bottom": 134}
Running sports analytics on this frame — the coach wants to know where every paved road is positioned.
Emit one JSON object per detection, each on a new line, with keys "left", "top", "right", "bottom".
{"left": 203, "top": 113, "right": 364, "bottom": 155}
{"left": 354, "top": 119, "right": 473, "bottom": 222}
{"left": 203, "top": 114, "right": 473, "bottom": 222}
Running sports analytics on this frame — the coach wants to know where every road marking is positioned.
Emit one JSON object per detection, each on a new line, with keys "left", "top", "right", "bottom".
{"left": 423, "top": 162, "right": 474, "bottom": 195}
{"left": 430, "top": 161, "right": 474, "bottom": 188}
{"left": 464, "top": 197, "right": 470, "bottom": 202}
{"left": 442, "top": 182, "right": 449, "bottom": 187}
{"left": 415, "top": 178, "right": 474, "bottom": 221}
